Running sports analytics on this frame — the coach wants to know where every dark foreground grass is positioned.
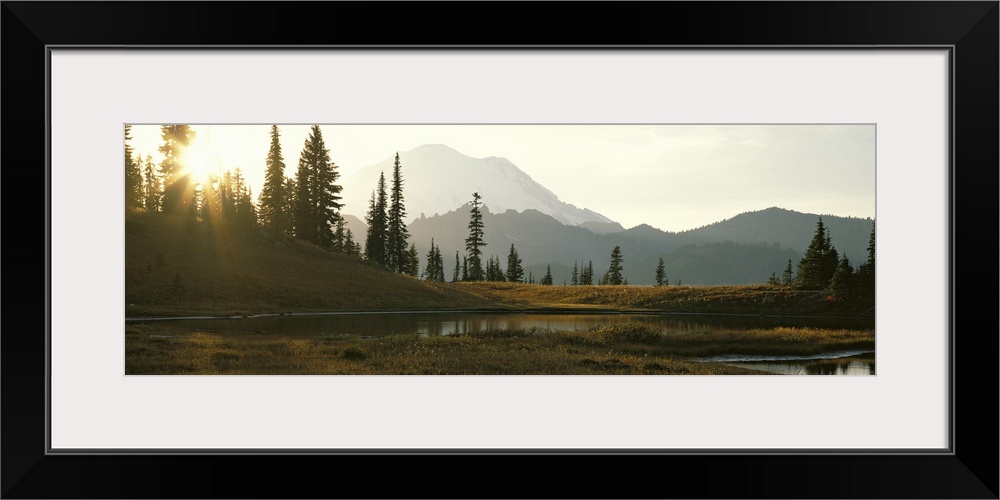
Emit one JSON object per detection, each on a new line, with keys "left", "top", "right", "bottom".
{"left": 125, "top": 322, "right": 874, "bottom": 375}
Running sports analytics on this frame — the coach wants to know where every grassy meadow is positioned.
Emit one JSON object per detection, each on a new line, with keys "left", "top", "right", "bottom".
{"left": 125, "top": 212, "right": 874, "bottom": 375}
{"left": 125, "top": 322, "right": 874, "bottom": 375}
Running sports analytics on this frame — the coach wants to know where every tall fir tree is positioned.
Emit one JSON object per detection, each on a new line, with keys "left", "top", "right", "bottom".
{"left": 124, "top": 125, "right": 143, "bottom": 209}
{"left": 294, "top": 135, "right": 316, "bottom": 243}
{"left": 386, "top": 153, "right": 411, "bottom": 273}
{"left": 310, "top": 126, "right": 343, "bottom": 248}
{"left": 453, "top": 251, "right": 461, "bottom": 282}
{"left": 606, "top": 246, "right": 624, "bottom": 285}
{"left": 571, "top": 261, "right": 579, "bottom": 286}
{"left": 465, "top": 192, "right": 486, "bottom": 281}
{"left": 142, "top": 155, "right": 161, "bottom": 211}
{"left": 505, "top": 244, "right": 524, "bottom": 283}
{"left": 796, "top": 217, "right": 840, "bottom": 289}
{"left": 655, "top": 257, "right": 667, "bottom": 286}
{"left": 158, "top": 125, "right": 196, "bottom": 214}
{"left": 364, "top": 172, "right": 389, "bottom": 266}
{"left": 258, "top": 125, "right": 288, "bottom": 233}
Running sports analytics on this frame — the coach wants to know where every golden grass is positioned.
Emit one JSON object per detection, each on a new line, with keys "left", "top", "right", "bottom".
{"left": 125, "top": 212, "right": 506, "bottom": 316}
{"left": 125, "top": 322, "right": 874, "bottom": 375}
{"left": 451, "top": 281, "right": 851, "bottom": 316}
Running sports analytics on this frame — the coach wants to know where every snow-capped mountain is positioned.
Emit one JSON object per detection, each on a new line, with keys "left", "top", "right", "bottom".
{"left": 339, "top": 144, "right": 619, "bottom": 228}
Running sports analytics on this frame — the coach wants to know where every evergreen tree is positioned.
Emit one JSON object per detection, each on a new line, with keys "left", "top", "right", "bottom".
{"left": 485, "top": 256, "right": 496, "bottom": 281}
{"left": 505, "top": 244, "right": 524, "bottom": 283}
{"left": 424, "top": 239, "right": 446, "bottom": 282}
{"left": 579, "top": 260, "right": 594, "bottom": 285}
{"left": 796, "top": 217, "right": 840, "bottom": 289}
{"left": 407, "top": 243, "right": 420, "bottom": 277}
{"left": 767, "top": 272, "right": 781, "bottom": 285}
{"left": 828, "top": 253, "right": 856, "bottom": 300}
{"left": 124, "top": 125, "right": 143, "bottom": 209}
{"left": 465, "top": 192, "right": 486, "bottom": 281}
{"left": 541, "top": 265, "right": 554, "bottom": 285}
{"left": 856, "top": 222, "right": 876, "bottom": 302}
{"left": 364, "top": 172, "right": 389, "bottom": 266}
{"left": 606, "top": 246, "right": 624, "bottom": 285}
{"left": 158, "top": 125, "right": 196, "bottom": 214}
{"left": 655, "top": 257, "right": 667, "bottom": 286}
{"left": 293, "top": 125, "right": 343, "bottom": 246}
{"left": 527, "top": 271, "right": 534, "bottom": 284}
{"left": 332, "top": 218, "right": 347, "bottom": 253}
{"left": 782, "top": 259, "right": 794, "bottom": 286}
{"left": 142, "top": 155, "right": 161, "bottom": 211}
{"left": 311, "top": 126, "right": 343, "bottom": 248}
{"left": 571, "top": 261, "right": 579, "bottom": 286}
{"left": 294, "top": 137, "right": 316, "bottom": 243}
{"left": 258, "top": 125, "right": 288, "bottom": 233}
{"left": 386, "top": 153, "right": 411, "bottom": 273}
{"left": 462, "top": 256, "right": 468, "bottom": 281}
{"left": 453, "top": 251, "right": 461, "bottom": 282}
{"left": 283, "top": 176, "right": 297, "bottom": 234}
{"left": 343, "top": 226, "right": 359, "bottom": 258}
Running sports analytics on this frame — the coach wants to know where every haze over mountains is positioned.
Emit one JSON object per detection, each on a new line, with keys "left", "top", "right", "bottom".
{"left": 339, "top": 144, "right": 874, "bottom": 285}
{"left": 340, "top": 144, "right": 624, "bottom": 232}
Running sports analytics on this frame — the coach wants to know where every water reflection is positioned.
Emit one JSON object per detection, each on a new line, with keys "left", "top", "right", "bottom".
{"left": 129, "top": 311, "right": 874, "bottom": 339}
{"left": 729, "top": 355, "right": 876, "bottom": 375}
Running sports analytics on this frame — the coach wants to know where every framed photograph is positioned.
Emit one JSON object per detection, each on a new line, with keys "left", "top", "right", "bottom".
{"left": 4, "top": 2, "right": 996, "bottom": 498}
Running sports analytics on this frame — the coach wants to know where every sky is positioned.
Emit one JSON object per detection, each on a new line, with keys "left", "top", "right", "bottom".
{"left": 129, "top": 124, "right": 875, "bottom": 232}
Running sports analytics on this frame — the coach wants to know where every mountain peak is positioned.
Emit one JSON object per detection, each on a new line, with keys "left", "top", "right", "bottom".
{"left": 342, "top": 144, "right": 617, "bottom": 227}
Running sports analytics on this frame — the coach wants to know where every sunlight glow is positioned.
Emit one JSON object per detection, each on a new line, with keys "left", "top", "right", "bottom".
{"left": 179, "top": 139, "right": 213, "bottom": 186}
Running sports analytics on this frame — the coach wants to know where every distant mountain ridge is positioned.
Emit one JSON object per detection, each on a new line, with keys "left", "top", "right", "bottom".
{"left": 339, "top": 144, "right": 619, "bottom": 229}
{"left": 396, "top": 205, "right": 873, "bottom": 286}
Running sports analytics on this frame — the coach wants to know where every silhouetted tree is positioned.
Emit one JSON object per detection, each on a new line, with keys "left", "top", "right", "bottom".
{"left": 767, "top": 272, "right": 781, "bottom": 285}
{"left": 294, "top": 125, "right": 342, "bottom": 247}
{"left": 506, "top": 244, "right": 524, "bottom": 283}
{"left": 782, "top": 259, "right": 794, "bottom": 286}
{"left": 364, "top": 173, "right": 388, "bottom": 266}
{"left": 142, "top": 154, "right": 161, "bottom": 211}
{"left": 423, "top": 239, "right": 446, "bottom": 282}
{"left": 453, "top": 251, "right": 461, "bottom": 282}
{"left": 541, "top": 265, "right": 554, "bottom": 285}
{"left": 605, "top": 246, "right": 624, "bottom": 285}
{"left": 258, "top": 125, "right": 289, "bottom": 233}
{"left": 580, "top": 260, "right": 594, "bottom": 285}
{"left": 158, "top": 125, "right": 196, "bottom": 214}
{"left": 655, "top": 257, "right": 667, "bottom": 286}
{"left": 828, "top": 253, "right": 855, "bottom": 300}
{"left": 124, "top": 125, "right": 143, "bottom": 209}
{"left": 856, "top": 222, "right": 876, "bottom": 303}
{"left": 406, "top": 243, "right": 420, "bottom": 276}
{"left": 571, "top": 261, "right": 579, "bottom": 286}
{"left": 465, "top": 192, "right": 486, "bottom": 281}
{"left": 386, "top": 153, "right": 411, "bottom": 273}
{"left": 796, "top": 217, "right": 839, "bottom": 289}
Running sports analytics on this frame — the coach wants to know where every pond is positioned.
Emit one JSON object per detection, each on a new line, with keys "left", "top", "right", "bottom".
{"left": 128, "top": 311, "right": 875, "bottom": 375}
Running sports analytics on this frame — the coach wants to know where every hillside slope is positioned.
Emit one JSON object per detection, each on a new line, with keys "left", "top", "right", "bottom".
{"left": 124, "top": 212, "right": 504, "bottom": 316}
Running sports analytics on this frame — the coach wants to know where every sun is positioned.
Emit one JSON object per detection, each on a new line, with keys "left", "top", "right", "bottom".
{"left": 179, "top": 136, "right": 214, "bottom": 185}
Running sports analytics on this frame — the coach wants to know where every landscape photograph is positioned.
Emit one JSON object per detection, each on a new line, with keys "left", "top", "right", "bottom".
{"left": 124, "top": 124, "right": 876, "bottom": 375}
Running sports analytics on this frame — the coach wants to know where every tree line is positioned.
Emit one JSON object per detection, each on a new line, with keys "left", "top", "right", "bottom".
{"left": 126, "top": 126, "right": 873, "bottom": 297}
{"left": 767, "top": 216, "right": 876, "bottom": 304}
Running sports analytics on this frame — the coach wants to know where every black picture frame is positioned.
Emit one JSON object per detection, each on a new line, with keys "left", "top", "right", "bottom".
{"left": 3, "top": 2, "right": 997, "bottom": 498}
